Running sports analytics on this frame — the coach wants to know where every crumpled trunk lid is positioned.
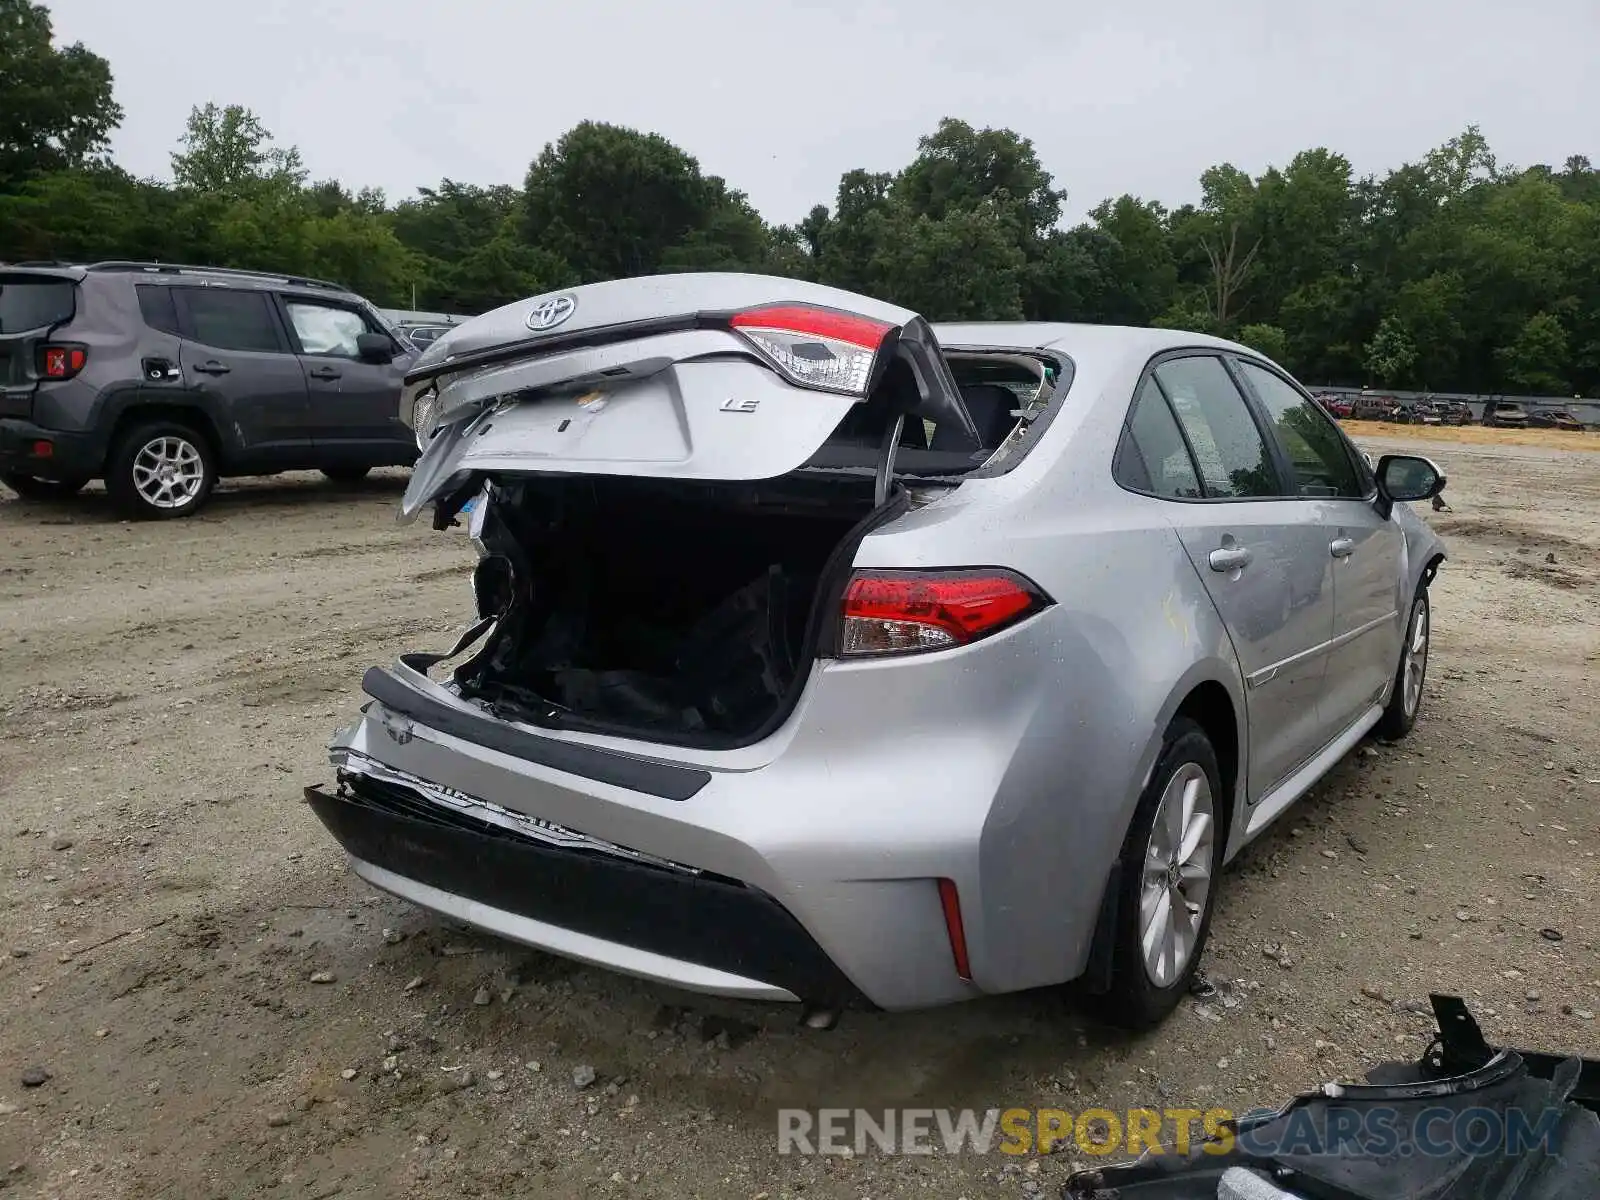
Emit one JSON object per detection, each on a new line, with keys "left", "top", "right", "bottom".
{"left": 397, "top": 273, "right": 976, "bottom": 521}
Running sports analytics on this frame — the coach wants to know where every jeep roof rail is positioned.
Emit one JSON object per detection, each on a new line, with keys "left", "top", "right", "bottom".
{"left": 83, "top": 261, "right": 349, "bottom": 292}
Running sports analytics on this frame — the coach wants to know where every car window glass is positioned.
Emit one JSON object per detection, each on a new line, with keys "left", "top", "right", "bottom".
{"left": 1116, "top": 377, "right": 1202, "bottom": 499}
{"left": 178, "top": 288, "right": 281, "bottom": 353}
{"left": 1152, "top": 356, "right": 1281, "bottom": 498}
{"left": 136, "top": 285, "right": 180, "bottom": 335}
{"left": 1236, "top": 361, "right": 1364, "bottom": 498}
{"left": 286, "top": 301, "right": 370, "bottom": 358}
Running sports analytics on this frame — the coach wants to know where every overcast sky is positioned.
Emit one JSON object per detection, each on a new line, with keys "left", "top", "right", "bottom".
{"left": 49, "top": 0, "right": 1597, "bottom": 226}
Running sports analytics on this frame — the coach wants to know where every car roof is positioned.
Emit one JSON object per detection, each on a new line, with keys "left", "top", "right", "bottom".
{"left": 931, "top": 320, "right": 1259, "bottom": 361}
{"left": 4, "top": 260, "right": 359, "bottom": 298}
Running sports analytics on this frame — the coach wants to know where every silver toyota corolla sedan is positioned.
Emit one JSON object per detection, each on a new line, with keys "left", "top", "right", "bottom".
{"left": 305, "top": 273, "right": 1447, "bottom": 1029}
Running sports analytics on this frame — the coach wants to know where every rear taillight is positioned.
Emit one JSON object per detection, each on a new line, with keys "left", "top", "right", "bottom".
{"left": 839, "top": 569, "right": 1050, "bottom": 657}
{"left": 38, "top": 344, "right": 88, "bottom": 380}
{"left": 729, "top": 303, "right": 893, "bottom": 396}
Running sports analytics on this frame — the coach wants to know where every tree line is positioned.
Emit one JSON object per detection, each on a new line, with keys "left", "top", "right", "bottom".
{"left": 4, "top": 0, "right": 1597, "bottom": 396}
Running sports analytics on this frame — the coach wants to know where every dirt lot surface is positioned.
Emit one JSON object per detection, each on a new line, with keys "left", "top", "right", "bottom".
{"left": 1338, "top": 419, "right": 1599, "bottom": 450}
{"left": 2, "top": 433, "right": 1598, "bottom": 1200}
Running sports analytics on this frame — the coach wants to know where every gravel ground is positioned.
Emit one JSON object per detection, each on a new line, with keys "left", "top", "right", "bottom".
{"left": 1, "top": 432, "right": 1597, "bottom": 1200}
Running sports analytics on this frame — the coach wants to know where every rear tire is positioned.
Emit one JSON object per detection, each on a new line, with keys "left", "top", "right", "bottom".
{"left": 1, "top": 472, "right": 89, "bottom": 501}
{"left": 1092, "top": 717, "right": 1224, "bottom": 1030}
{"left": 320, "top": 466, "right": 371, "bottom": 484}
{"left": 1376, "top": 586, "right": 1430, "bottom": 741}
{"left": 104, "top": 420, "right": 216, "bottom": 520}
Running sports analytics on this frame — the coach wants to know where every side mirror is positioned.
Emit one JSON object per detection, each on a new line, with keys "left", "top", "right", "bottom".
{"left": 1375, "top": 453, "right": 1446, "bottom": 516}
{"left": 356, "top": 332, "right": 396, "bottom": 364}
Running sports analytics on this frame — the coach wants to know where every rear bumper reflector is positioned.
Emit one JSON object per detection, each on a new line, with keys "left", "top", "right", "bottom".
{"left": 937, "top": 878, "right": 973, "bottom": 981}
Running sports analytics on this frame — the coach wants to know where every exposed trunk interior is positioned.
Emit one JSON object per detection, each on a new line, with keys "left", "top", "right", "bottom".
{"left": 455, "top": 473, "right": 887, "bottom": 747}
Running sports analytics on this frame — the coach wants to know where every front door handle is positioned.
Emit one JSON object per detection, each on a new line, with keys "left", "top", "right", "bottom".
{"left": 308, "top": 366, "right": 341, "bottom": 381}
{"left": 1330, "top": 537, "right": 1356, "bottom": 558}
{"left": 1208, "top": 545, "right": 1253, "bottom": 572}
{"left": 192, "top": 360, "right": 230, "bottom": 375}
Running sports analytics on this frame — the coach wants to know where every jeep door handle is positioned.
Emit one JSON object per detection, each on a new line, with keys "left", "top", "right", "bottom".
{"left": 192, "top": 361, "right": 230, "bottom": 375}
{"left": 308, "top": 367, "right": 341, "bottom": 381}
{"left": 1208, "top": 546, "right": 1253, "bottom": 572}
{"left": 1330, "top": 537, "right": 1356, "bottom": 558}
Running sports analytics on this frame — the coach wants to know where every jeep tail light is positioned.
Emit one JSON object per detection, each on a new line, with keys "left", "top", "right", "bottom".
{"left": 39, "top": 344, "right": 88, "bottom": 380}
{"left": 839, "top": 569, "right": 1050, "bottom": 656}
{"left": 729, "top": 303, "right": 893, "bottom": 396}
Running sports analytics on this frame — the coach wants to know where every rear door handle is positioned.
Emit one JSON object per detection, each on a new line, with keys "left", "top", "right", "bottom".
{"left": 1208, "top": 546, "right": 1253, "bottom": 572}
{"left": 308, "top": 366, "right": 341, "bottom": 381}
{"left": 192, "top": 361, "right": 230, "bottom": 376}
{"left": 1330, "top": 537, "right": 1356, "bottom": 558}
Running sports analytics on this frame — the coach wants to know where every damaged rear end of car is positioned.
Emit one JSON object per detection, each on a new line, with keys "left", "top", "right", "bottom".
{"left": 304, "top": 273, "right": 1069, "bottom": 1010}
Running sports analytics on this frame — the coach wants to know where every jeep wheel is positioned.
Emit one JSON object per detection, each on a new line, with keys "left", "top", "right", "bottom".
{"left": 320, "top": 466, "right": 371, "bottom": 484}
{"left": 1, "top": 472, "right": 89, "bottom": 501}
{"left": 105, "top": 421, "right": 216, "bottom": 520}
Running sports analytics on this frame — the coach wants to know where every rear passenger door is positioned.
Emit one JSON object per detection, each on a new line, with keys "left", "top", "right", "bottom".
{"left": 1127, "top": 353, "right": 1338, "bottom": 798}
{"left": 278, "top": 295, "right": 411, "bottom": 463}
{"left": 1231, "top": 358, "right": 1405, "bottom": 737}
{"left": 169, "top": 286, "right": 311, "bottom": 465}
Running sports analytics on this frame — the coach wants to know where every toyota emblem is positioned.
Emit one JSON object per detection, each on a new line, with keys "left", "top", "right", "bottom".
{"left": 526, "top": 293, "right": 577, "bottom": 332}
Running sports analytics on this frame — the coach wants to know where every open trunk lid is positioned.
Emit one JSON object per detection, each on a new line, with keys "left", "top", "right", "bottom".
{"left": 397, "top": 273, "right": 979, "bottom": 520}
{"left": 0, "top": 267, "right": 83, "bottom": 415}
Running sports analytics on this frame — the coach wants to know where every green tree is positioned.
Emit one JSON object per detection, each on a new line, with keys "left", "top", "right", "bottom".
{"left": 1496, "top": 313, "right": 1569, "bottom": 393}
{"left": 0, "top": 0, "right": 122, "bottom": 189}
{"left": 523, "top": 121, "right": 766, "bottom": 281}
{"left": 1237, "top": 323, "right": 1291, "bottom": 365}
{"left": 171, "top": 102, "right": 306, "bottom": 201}
{"left": 1365, "top": 316, "right": 1417, "bottom": 386}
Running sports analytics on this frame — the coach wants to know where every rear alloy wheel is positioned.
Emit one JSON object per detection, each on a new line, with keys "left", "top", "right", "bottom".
{"left": 320, "top": 466, "right": 371, "bottom": 484}
{"left": 1, "top": 472, "right": 89, "bottom": 501}
{"left": 1094, "top": 717, "right": 1223, "bottom": 1030}
{"left": 1376, "top": 587, "right": 1430, "bottom": 741}
{"left": 105, "top": 421, "right": 216, "bottom": 520}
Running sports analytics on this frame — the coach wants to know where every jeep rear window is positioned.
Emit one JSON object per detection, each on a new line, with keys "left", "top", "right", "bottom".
{"left": 0, "top": 278, "right": 76, "bottom": 334}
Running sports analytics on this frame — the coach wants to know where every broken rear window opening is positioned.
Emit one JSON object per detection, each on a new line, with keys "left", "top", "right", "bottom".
{"left": 802, "top": 346, "right": 1074, "bottom": 483}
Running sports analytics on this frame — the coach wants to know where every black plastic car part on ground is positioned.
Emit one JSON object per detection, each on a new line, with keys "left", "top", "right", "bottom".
{"left": 1063, "top": 995, "right": 1599, "bottom": 1200}
{"left": 302, "top": 773, "right": 872, "bottom": 1010}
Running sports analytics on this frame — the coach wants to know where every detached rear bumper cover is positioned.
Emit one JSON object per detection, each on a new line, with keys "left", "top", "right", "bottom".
{"left": 303, "top": 776, "right": 871, "bottom": 1008}
{"left": 1067, "top": 994, "right": 1600, "bottom": 1199}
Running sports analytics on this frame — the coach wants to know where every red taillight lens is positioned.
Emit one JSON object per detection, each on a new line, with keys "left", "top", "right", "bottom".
{"left": 839, "top": 569, "right": 1049, "bottom": 656}
{"left": 39, "top": 344, "right": 88, "bottom": 380}
{"left": 729, "top": 303, "right": 893, "bottom": 396}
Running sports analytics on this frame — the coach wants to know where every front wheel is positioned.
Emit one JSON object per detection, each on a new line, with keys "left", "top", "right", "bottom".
{"left": 1093, "top": 717, "right": 1223, "bottom": 1030}
{"left": 1376, "top": 587, "right": 1430, "bottom": 741}
{"left": 104, "top": 421, "right": 217, "bottom": 520}
{"left": 1, "top": 472, "right": 89, "bottom": 501}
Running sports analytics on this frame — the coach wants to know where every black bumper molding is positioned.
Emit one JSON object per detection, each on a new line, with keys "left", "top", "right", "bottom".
{"left": 304, "top": 776, "right": 870, "bottom": 1010}
{"left": 360, "top": 665, "right": 710, "bottom": 801}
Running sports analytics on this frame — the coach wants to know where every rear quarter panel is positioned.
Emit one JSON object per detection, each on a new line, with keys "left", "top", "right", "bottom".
{"left": 846, "top": 350, "right": 1248, "bottom": 994}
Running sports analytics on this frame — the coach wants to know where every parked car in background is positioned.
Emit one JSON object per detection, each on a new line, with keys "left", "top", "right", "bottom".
{"left": 1350, "top": 394, "right": 1401, "bottom": 420}
{"left": 1482, "top": 401, "right": 1529, "bottom": 428}
{"left": 1529, "top": 409, "right": 1584, "bottom": 431}
{"left": 0, "top": 261, "right": 418, "bottom": 518}
{"left": 1432, "top": 399, "right": 1472, "bottom": 425}
{"left": 1322, "top": 395, "right": 1354, "bottom": 418}
{"left": 398, "top": 323, "right": 452, "bottom": 350}
{"left": 305, "top": 273, "right": 1448, "bottom": 1030}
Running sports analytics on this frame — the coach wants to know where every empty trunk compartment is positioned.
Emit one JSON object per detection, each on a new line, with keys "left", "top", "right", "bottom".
{"left": 454, "top": 473, "right": 892, "bottom": 748}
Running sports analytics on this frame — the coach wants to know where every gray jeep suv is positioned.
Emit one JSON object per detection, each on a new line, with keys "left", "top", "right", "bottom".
{"left": 0, "top": 261, "right": 418, "bottom": 518}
